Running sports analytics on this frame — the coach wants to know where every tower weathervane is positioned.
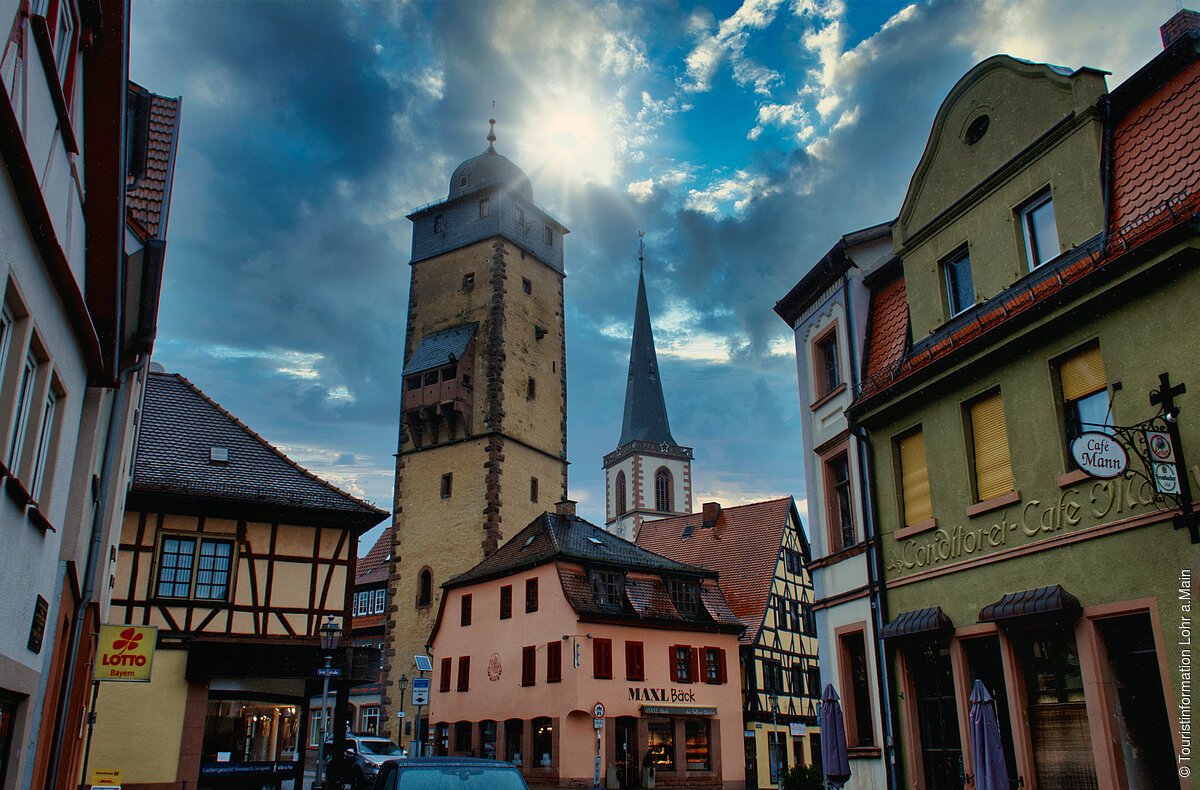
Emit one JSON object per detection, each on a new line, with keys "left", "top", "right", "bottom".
{"left": 487, "top": 102, "right": 497, "bottom": 152}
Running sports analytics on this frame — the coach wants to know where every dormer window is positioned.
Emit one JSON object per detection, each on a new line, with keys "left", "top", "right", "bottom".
{"left": 209, "top": 447, "right": 229, "bottom": 465}
{"left": 433, "top": 214, "right": 445, "bottom": 234}
{"left": 941, "top": 247, "right": 975, "bottom": 317}
{"left": 1021, "top": 191, "right": 1059, "bottom": 270}
{"left": 590, "top": 570, "right": 623, "bottom": 607}
{"left": 459, "top": 174, "right": 469, "bottom": 188}
{"left": 668, "top": 578, "right": 699, "bottom": 617}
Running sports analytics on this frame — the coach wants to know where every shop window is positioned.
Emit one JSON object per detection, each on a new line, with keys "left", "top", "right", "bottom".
{"left": 155, "top": 535, "right": 233, "bottom": 601}
{"left": 625, "top": 641, "right": 645, "bottom": 681}
{"left": 812, "top": 326, "right": 841, "bottom": 400}
{"left": 360, "top": 705, "right": 380, "bottom": 735}
{"left": 898, "top": 428, "right": 932, "bottom": 527}
{"left": 703, "top": 647, "right": 726, "bottom": 684}
{"left": 968, "top": 390, "right": 1014, "bottom": 501}
{"left": 525, "top": 578, "right": 538, "bottom": 612}
{"left": 668, "top": 579, "right": 699, "bottom": 617}
{"left": 1018, "top": 629, "right": 1096, "bottom": 787}
{"left": 684, "top": 719, "right": 711, "bottom": 771}
{"left": 908, "top": 644, "right": 963, "bottom": 789}
{"left": 615, "top": 471, "right": 627, "bottom": 516}
{"left": 309, "top": 707, "right": 328, "bottom": 746}
{"left": 205, "top": 700, "right": 299, "bottom": 766}
{"left": 434, "top": 722, "right": 449, "bottom": 756}
{"left": 1021, "top": 190, "right": 1059, "bottom": 270}
{"left": 477, "top": 720, "right": 497, "bottom": 761}
{"left": 1060, "top": 344, "right": 1111, "bottom": 442}
{"left": 532, "top": 717, "right": 554, "bottom": 768}
{"left": 500, "top": 585, "right": 512, "bottom": 619}
{"left": 547, "top": 640, "right": 562, "bottom": 683}
{"left": 941, "top": 247, "right": 974, "bottom": 317}
{"left": 654, "top": 468, "right": 673, "bottom": 512}
{"left": 823, "top": 450, "right": 856, "bottom": 551}
{"left": 593, "top": 638, "right": 613, "bottom": 679}
{"left": 456, "top": 656, "right": 470, "bottom": 692}
{"left": 439, "top": 657, "right": 452, "bottom": 693}
{"left": 768, "top": 731, "right": 789, "bottom": 783}
{"left": 646, "top": 720, "right": 675, "bottom": 771}
{"left": 670, "top": 645, "right": 697, "bottom": 683}
{"left": 962, "top": 637, "right": 1018, "bottom": 786}
{"left": 460, "top": 594, "right": 472, "bottom": 627}
{"left": 838, "top": 630, "right": 875, "bottom": 748}
{"left": 504, "top": 719, "right": 523, "bottom": 765}
{"left": 416, "top": 568, "right": 433, "bottom": 608}
{"left": 521, "top": 645, "right": 537, "bottom": 687}
{"left": 454, "top": 721, "right": 471, "bottom": 753}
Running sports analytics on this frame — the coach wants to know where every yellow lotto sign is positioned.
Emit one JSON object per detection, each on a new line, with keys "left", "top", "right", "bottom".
{"left": 94, "top": 624, "right": 157, "bottom": 682}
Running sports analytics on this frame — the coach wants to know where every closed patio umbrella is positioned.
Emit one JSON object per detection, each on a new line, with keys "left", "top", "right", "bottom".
{"left": 969, "top": 678, "right": 1010, "bottom": 790}
{"left": 820, "top": 684, "right": 851, "bottom": 789}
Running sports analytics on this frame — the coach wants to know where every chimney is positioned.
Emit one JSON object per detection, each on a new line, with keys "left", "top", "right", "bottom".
{"left": 1161, "top": 8, "right": 1200, "bottom": 48}
{"left": 701, "top": 502, "right": 721, "bottom": 528}
{"left": 555, "top": 499, "right": 577, "bottom": 517}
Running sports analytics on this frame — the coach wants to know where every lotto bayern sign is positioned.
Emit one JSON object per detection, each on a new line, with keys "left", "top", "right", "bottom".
{"left": 1070, "top": 432, "right": 1128, "bottom": 479}
{"left": 95, "top": 624, "right": 157, "bottom": 682}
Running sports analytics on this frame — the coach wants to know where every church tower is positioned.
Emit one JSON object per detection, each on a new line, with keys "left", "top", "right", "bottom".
{"left": 603, "top": 241, "right": 693, "bottom": 541}
{"left": 382, "top": 122, "right": 569, "bottom": 746}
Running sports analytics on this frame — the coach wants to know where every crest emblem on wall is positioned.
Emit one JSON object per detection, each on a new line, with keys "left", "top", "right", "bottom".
{"left": 488, "top": 652, "right": 502, "bottom": 682}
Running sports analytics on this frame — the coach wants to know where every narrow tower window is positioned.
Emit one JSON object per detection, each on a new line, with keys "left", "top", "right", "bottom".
{"left": 654, "top": 468, "right": 673, "bottom": 512}
{"left": 615, "top": 471, "right": 627, "bottom": 516}
{"left": 416, "top": 568, "right": 432, "bottom": 608}
{"left": 441, "top": 473, "right": 452, "bottom": 499}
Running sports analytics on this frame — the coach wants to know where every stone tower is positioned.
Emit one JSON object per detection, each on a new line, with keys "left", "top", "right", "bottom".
{"left": 382, "top": 122, "right": 569, "bottom": 747}
{"left": 603, "top": 244, "right": 693, "bottom": 541}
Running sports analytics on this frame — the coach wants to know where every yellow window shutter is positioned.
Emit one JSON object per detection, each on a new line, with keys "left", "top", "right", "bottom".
{"left": 1060, "top": 345, "right": 1106, "bottom": 402}
{"left": 899, "top": 430, "right": 932, "bottom": 526}
{"left": 970, "top": 391, "right": 1013, "bottom": 501}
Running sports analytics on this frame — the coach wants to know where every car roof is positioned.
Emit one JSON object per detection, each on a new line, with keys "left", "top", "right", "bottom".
{"left": 391, "top": 757, "right": 517, "bottom": 768}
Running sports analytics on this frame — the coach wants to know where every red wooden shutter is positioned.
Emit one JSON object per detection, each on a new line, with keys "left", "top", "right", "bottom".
{"left": 669, "top": 645, "right": 680, "bottom": 682}
{"left": 522, "top": 646, "right": 536, "bottom": 686}
{"left": 718, "top": 648, "right": 728, "bottom": 683}
{"left": 457, "top": 656, "right": 470, "bottom": 692}
{"left": 687, "top": 647, "right": 699, "bottom": 684}
{"left": 626, "top": 641, "right": 644, "bottom": 680}
{"left": 594, "top": 638, "right": 612, "bottom": 679}
{"left": 547, "top": 641, "right": 562, "bottom": 683}
{"left": 439, "top": 657, "right": 452, "bottom": 692}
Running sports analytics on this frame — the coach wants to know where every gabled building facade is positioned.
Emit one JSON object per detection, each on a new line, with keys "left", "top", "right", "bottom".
{"left": 638, "top": 498, "right": 820, "bottom": 790}
{"left": 774, "top": 224, "right": 895, "bottom": 788}
{"left": 849, "top": 14, "right": 1200, "bottom": 789}
{"left": 88, "top": 371, "right": 387, "bottom": 789}
{"left": 604, "top": 251, "right": 693, "bottom": 541}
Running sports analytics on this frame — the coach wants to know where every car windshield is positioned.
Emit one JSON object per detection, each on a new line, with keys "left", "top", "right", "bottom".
{"left": 395, "top": 766, "right": 525, "bottom": 789}
{"left": 359, "top": 739, "right": 403, "bottom": 756}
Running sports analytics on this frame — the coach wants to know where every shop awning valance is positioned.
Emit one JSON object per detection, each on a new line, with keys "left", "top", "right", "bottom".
{"left": 979, "top": 584, "right": 1081, "bottom": 623}
{"left": 640, "top": 705, "right": 717, "bottom": 717}
{"left": 879, "top": 606, "right": 953, "bottom": 640}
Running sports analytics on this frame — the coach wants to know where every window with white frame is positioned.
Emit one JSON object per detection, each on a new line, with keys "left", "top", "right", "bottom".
{"left": 29, "top": 386, "right": 57, "bottom": 501}
{"left": 373, "top": 588, "right": 385, "bottom": 614}
{"left": 309, "top": 708, "right": 329, "bottom": 746}
{"left": 32, "top": 0, "right": 80, "bottom": 96}
{"left": 942, "top": 247, "right": 974, "bottom": 317}
{"left": 360, "top": 705, "right": 381, "bottom": 735}
{"left": 7, "top": 352, "right": 39, "bottom": 472}
{"left": 155, "top": 535, "right": 234, "bottom": 600}
{"left": 1021, "top": 191, "right": 1059, "bottom": 270}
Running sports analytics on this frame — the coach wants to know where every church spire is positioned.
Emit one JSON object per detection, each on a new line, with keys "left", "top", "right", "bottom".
{"left": 618, "top": 235, "right": 676, "bottom": 448}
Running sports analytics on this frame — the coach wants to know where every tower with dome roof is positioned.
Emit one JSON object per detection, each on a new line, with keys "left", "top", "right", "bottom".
{"left": 382, "top": 122, "right": 570, "bottom": 748}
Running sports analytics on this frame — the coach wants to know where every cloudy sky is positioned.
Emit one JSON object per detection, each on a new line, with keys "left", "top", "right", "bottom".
{"left": 130, "top": 0, "right": 1175, "bottom": 550}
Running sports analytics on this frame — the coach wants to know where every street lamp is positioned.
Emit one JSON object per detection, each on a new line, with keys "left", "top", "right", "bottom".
{"left": 315, "top": 616, "right": 342, "bottom": 789}
{"left": 768, "top": 693, "right": 781, "bottom": 788}
{"left": 397, "top": 674, "right": 409, "bottom": 743}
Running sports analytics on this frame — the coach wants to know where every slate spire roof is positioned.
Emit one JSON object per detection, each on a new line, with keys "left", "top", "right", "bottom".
{"left": 618, "top": 252, "right": 676, "bottom": 448}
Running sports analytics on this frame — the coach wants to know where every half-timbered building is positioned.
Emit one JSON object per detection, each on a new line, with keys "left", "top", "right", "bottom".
{"left": 638, "top": 498, "right": 821, "bottom": 789}
{"left": 88, "top": 370, "right": 388, "bottom": 789}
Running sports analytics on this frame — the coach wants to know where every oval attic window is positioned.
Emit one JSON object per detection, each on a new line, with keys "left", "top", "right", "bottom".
{"left": 965, "top": 115, "right": 990, "bottom": 145}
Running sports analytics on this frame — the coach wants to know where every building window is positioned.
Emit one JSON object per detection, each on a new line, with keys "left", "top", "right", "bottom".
{"left": 824, "top": 451, "right": 855, "bottom": 551}
{"left": 7, "top": 352, "right": 38, "bottom": 471}
{"left": 29, "top": 386, "right": 58, "bottom": 502}
{"left": 654, "top": 468, "right": 673, "bottom": 512}
{"left": 33, "top": 0, "right": 79, "bottom": 96}
{"left": 671, "top": 645, "right": 697, "bottom": 683}
{"left": 526, "top": 377, "right": 536, "bottom": 400}
{"left": 530, "top": 477, "right": 538, "bottom": 503}
{"left": 547, "top": 640, "right": 562, "bottom": 683}
{"left": 1021, "top": 191, "right": 1059, "bottom": 270}
{"left": 516, "top": 206, "right": 526, "bottom": 227}
{"left": 373, "top": 589, "right": 385, "bottom": 614}
{"left": 407, "top": 376, "right": 421, "bottom": 391}
{"left": 499, "top": 585, "right": 512, "bottom": 620}
{"left": 360, "top": 705, "right": 381, "bottom": 735}
{"left": 460, "top": 594, "right": 472, "bottom": 627}
{"left": 544, "top": 226, "right": 554, "bottom": 247}
{"left": 309, "top": 708, "right": 328, "bottom": 746}
{"left": 684, "top": 719, "right": 711, "bottom": 771}
{"left": 942, "top": 247, "right": 974, "bottom": 317}
{"left": 768, "top": 732, "right": 788, "bottom": 783}
{"left": 813, "top": 326, "right": 841, "bottom": 399}
{"left": 479, "top": 198, "right": 490, "bottom": 218}
{"left": 522, "top": 277, "right": 532, "bottom": 295}
{"left": 593, "top": 638, "right": 613, "bottom": 679}
{"left": 840, "top": 629, "right": 875, "bottom": 747}
{"left": 459, "top": 174, "right": 469, "bottom": 188}
{"left": 525, "top": 578, "right": 538, "bottom": 612}
{"left": 461, "top": 272, "right": 474, "bottom": 290}
{"left": 802, "top": 602, "right": 816, "bottom": 635}
{"left": 909, "top": 644, "right": 963, "bottom": 785}
{"left": 762, "top": 660, "right": 784, "bottom": 693}
{"left": 434, "top": 214, "right": 445, "bottom": 234}
{"left": 441, "top": 473, "right": 452, "bottom": 499}
{"left": 703, "top": 647, "right": 726, "bottom": 684}
{"left": 155, "top": 536, "right": 233, "bottom": 600}
{"left": 668, "top": 579, "right": 699, "bottom": 617}
{"left": 625, "top": 641, "right": 645, "bottom": 681}
{"left": 504, "top": 719, "right": 522, "bottom": 764}
{"left": 439, "top": 657, "right": 452, "bottom": 693}
{"left": 532, "top": 717, "right": 554, "bottom": 768}
{"left": 590, "top": 570, "right": 623, "bottom": 607}
{"left": 969, "top": 390, "right": 1014, "bottom": 501}
{"left": 898, "top": 428, "right": 932, "bottom": 527}
{"left": 522, "top": 646, "right": 536, "bottom": 687}
{"left": 1060, "top": 344, "right": 1110, "bottom": 441}
{"left": 454, "top": 722, "right": 471, "bottom": 753}
{"left": 615, "top": 471, "right": 627, "bottom": 516}
{"left": 417, "top": 568, "right": 433, "bottom": 608}
{"left": 456, "top": 656, "right": 470, "bottom": 692}
{"left": 646, "top": 720, "right": 675, "bottom": 771}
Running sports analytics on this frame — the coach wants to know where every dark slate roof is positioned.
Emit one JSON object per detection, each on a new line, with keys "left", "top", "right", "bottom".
{"left": 133, "top": 372, "right": 387, "bottom": 520}
{"left": 402, "top": 323, "right": 477, "bottom": 377}
{"left": 447, "top": 126, "right": 533, "bottom": 203}
{"left": 618, "top": 263, "right": 676, "bottom": 448}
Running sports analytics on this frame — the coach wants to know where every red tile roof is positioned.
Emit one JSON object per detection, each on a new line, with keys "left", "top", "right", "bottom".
{"left": 357, "top": 526, "right": 393, "bottom": 586}
{"left": 1109, "top": 58, "right": 1200, "bottom": 230}
{"left": 861, "top": 272, "right": 908, "bottom": 389}
{"left": 127, "top": 85, "right": 181, "bottom": 240}
{"left": 636, "top": 498, "right": 797, "bottom": 645}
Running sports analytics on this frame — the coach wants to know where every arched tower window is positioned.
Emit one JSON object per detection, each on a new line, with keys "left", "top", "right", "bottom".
{"left": 615, "top": 472, "right": 627, "bottom": 516}
{"left": 416, "top": 568, "right": 433, "bottom": 608}
{"left": 654, "top": 468, "right": 673, "bottom": 513}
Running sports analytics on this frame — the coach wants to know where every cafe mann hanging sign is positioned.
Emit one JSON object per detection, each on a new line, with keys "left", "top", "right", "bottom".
{"left": 1070, "top": 432, "right": 1128, "bottom": 479}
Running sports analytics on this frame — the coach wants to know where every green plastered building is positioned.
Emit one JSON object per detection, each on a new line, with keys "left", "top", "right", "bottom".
{"left": 847, "top": 14, "right": 1200, "bottom": 790}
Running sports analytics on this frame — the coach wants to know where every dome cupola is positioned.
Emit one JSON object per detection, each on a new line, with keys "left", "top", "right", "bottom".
{"left": 448, "top": 119, "right": 534, "bottom": 202}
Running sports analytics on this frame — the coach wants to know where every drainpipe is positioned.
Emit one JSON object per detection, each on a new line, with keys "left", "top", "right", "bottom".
{"left": 47, "top": 354, "right": 148, "bottom": 790}
{"left": 843, "top": 270, "right": 898, "bottom": 790}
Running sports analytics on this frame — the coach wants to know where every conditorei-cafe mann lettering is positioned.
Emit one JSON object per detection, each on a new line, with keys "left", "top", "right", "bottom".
{"left": 886, "top": 473, "right": 1178, "bottom": 575}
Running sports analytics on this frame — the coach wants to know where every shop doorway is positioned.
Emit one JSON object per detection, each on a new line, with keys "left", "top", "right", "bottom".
{"left": 615, "top": 716, "right": 638, "bottom": 788}
{"left": 908, "top": 644, "right": 964, "bottom": 789}
{"left": 744, "top": 734, "right": 758, "bottom": 790}
{"left": 962, "top": 636, "right": 1018, "bottom": 789}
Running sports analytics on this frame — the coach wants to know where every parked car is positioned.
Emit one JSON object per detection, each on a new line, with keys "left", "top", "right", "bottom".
{"left": 371, "top": 757, "right": 528, "bottom": 790}
{"left": 324, "top": 733, "right": 407, "bottom": 789}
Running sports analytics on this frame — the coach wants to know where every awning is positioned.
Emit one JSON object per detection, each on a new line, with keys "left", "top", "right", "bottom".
{"left": 640, "top": 705, "right": 718, "bottom": 717}
{"left": 402, "top": 323, "right": 477, "bottom": 376}
{"left": 879, "top": 606, "right": 953, "bottom": 640}
{"left": 979, "top": 584, "right": 1081, "bottom": 623}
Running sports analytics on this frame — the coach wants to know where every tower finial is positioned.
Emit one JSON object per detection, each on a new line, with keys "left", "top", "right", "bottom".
{"left": 638, "top": 230, "right": 645, "bottom": 274}
{"left": 487, "top": 102, "right": 497, "bottom": 152}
